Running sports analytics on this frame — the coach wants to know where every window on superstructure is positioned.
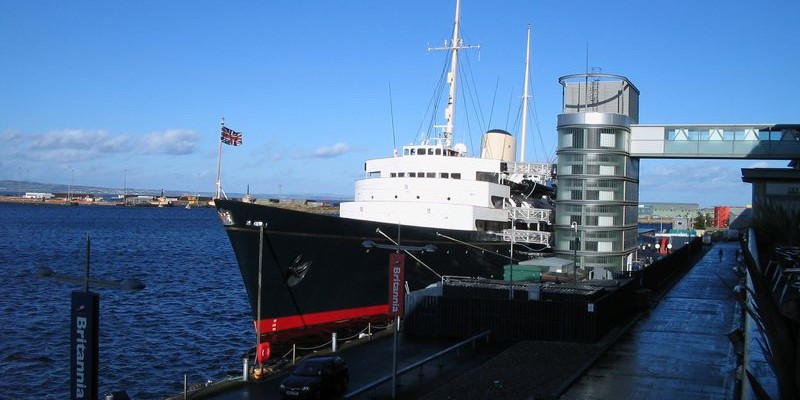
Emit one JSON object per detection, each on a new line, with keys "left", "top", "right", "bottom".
{"left": 491, "top": 196, "right": 504, "bottom": 208}
{"left": 417, "top": 148, "right": 425, "bottom": 155}
{"left": 428, "top": 148, "right": 434, "bottom": 155}
{"left": 476, "top": 172, "right": 499, "bottom": 183}
{"left": 404, "top": 148, "right": 410, "bottom": 156}
{"left": 440, "top": 172, "right": 449, "bottom": 178}
{"left": 417, "top": 172, "right": 424, "bottom": 178}
{"left": 409, "top": 172, "right": 416, "bottom": 177}
{"left": 390, "top": 173, "right": 397, "bottom": 178}
{"left": 427, "top": 172, "right": 435, "bottom": 178}
{"left": 368, "top": 171, "right": 380, "bottom": 178}
{"left": 452, "top": 173, "right": 461, "bottom": 179}
{"left": 435, "top": 149, "right": 442, "bottom": 155}
{"left": 410, "top": 149, "right": 416, "bottom": 155}
{"left": 398, "top": 172, "right": 405, "bottom": 177}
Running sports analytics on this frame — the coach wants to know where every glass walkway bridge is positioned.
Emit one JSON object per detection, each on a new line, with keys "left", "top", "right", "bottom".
{"left": 630, "top": 124, "right": 800, "bottom": 159}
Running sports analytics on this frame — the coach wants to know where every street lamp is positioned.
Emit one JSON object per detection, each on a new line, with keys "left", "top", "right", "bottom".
{"left": 571, "top": 222, "right": 579, "bottom": 282}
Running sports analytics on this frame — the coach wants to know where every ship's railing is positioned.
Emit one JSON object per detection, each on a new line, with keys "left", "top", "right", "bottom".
{"left": 499, "top": 229, "right": 551, "bottom": 245}
{"left": 506, "top": 162, "right": 551, "bottom": 176}
{"left": 441, "top": 275, "right": 530, "bottom": 291}
{"left": 507, "top": 207, "right": 551, "bottom": 223}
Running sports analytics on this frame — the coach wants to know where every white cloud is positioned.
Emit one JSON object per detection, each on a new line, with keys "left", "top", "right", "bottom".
{"left": 142, "top": 129, "right": 199, "bottom": 155}
{"left": 308, "top": 142, "right": 351, "bottom": 159}
{"left": 4, "top": 129, "right": 131, "bottom": 162}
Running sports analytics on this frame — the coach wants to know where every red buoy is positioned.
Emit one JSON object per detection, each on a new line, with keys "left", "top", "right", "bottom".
{"left": 256, "top": 342, "right": 271, "bottom": 364}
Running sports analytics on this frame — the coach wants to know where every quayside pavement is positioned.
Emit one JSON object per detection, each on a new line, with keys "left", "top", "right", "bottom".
{"left": 559, "top": 241, "right": 745, "bottom": 399}
{"left": 420, "top": 242, "right": 755, "bottom": 400}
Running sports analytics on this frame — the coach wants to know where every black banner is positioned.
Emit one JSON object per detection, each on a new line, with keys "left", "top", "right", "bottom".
{"left": 71, "top": 291, "right": 99, "bottom": 400}
{"left": 388, "top": 253, "right": 406, "bottom": 317}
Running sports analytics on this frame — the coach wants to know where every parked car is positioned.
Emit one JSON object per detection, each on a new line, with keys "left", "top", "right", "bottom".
{"left": 279, "top": 355, "right": 349, "bottom": 399}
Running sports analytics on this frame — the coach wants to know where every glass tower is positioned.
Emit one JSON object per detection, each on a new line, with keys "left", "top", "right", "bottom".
{"left": 555, "top": 73, "right": 640, "bottom": 279}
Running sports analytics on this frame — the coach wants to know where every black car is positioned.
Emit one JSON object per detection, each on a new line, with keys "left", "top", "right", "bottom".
{"left": 279, "top": 355, "right": 349, "bottom": 399}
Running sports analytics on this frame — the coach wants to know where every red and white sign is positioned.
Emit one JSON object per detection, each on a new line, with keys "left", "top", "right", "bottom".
{"left": 388, "top": 253, "right": 406, "bottom": 317}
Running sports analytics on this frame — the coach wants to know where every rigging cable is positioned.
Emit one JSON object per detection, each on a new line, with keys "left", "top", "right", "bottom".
{"left": 504, "top": 87, "right": 514, "bottom": 132}
{"left": 375, "top": 228, "right": 442, "bottom": 279}
{"left": 388, "top": 82, "right": 397, "bottom": 154}
{"left": 486, "top": 76, "right": 499, "bottom": 129}
{"left": 417, "top": 51, "right": 450, "bottom": 144}
{"left": 436, "top": 232, "right": 522, "bottom": 263}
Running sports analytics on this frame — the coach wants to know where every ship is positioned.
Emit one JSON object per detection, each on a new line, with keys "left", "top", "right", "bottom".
{"left": 215, "top": 0, "right": 556, "bottom": 352}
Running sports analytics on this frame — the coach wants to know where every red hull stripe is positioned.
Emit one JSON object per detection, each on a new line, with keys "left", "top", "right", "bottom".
{"left": 254, "top": 304, "right": 389, "bottom": 333}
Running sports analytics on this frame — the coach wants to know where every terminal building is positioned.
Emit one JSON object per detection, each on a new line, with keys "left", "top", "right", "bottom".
{"left": 552, "top": 73, "right": 799, "bottom": 278}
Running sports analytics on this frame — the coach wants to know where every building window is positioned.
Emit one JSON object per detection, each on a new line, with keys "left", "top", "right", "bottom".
{"left": 600, "top": 132, "right": 616, "bottom": 148}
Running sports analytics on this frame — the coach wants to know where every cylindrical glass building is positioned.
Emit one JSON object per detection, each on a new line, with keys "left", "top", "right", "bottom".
{"left": 554, "top": 73, "right": 640, "bottom": 279}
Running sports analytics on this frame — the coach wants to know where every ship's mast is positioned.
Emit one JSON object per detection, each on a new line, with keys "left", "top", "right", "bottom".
{"left": 428, "top": 0, "right": 478, "bottom": 149}
{"left": 520, "top": 24, "right": 532, "bottom": 162}
{"left": 443, "top": 0, "right": 461, "bottom": 148}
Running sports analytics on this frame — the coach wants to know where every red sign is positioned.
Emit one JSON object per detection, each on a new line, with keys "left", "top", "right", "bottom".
{"left": 388, "top": 253, "right": 406, "bottom": 316}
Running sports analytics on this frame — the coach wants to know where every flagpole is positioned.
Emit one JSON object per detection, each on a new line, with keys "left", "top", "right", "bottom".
{"left": 215, "top": 117, "right": 224, "bottom": 199}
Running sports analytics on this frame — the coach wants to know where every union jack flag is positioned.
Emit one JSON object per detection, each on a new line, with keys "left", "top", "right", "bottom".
{"left": 221, "top": 126, "right": 242, "bottom": 146}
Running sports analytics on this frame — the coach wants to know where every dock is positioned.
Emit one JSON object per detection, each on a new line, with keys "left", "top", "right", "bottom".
{"left": 153, "top": 238, "right": 777, "bottom": 399}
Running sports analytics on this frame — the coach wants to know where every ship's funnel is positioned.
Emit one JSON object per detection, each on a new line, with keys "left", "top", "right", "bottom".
{"left": 480, "top": 129, "right": 516, "bottom": 162}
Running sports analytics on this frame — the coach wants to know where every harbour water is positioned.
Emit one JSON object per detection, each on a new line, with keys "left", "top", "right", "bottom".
{"left": 0, "top": 203, "right": 253, "bottom": 399}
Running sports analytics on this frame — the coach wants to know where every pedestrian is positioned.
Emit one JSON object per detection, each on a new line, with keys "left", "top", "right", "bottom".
{"left": 718, "top": 248, "right": 723, "bottom": 261}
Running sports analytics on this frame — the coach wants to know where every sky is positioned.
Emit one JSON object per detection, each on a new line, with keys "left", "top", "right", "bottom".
{"left": 1, "top": 0, "right": 797, "bottom": 207}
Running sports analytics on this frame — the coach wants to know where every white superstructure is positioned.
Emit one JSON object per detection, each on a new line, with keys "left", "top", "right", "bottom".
{"left": 340, "top": 0, "right": 553, "bottom": 246}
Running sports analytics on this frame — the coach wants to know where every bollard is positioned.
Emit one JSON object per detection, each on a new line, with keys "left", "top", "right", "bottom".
{"left": 183, "top": 374, "right": 188, "bottom": 400}
{"left": 332, "top": 332, "right": 337, "bottom": 352}
{"left": 242, "top": 357, "right": 249, "bottom": 382}
{"left": 292, "top": 344, "right": 296, "bottom": 364}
